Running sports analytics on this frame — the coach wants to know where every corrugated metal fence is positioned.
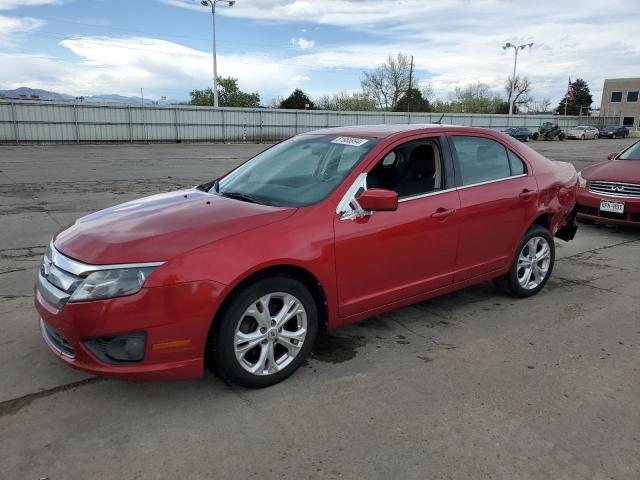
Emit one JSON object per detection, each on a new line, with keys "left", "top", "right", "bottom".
{"left": 0, "top": 100, "right": 620, "bottom": 144}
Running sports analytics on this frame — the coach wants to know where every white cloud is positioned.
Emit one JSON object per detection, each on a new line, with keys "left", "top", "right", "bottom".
{"left": 289, "top": 37, "right": 314, "bottom": 50}
{"left": 3, "top": 1, "right": 639, "bottom": 106}
{"left": 0, "top": 15, "right": 44, "bottom": 45}
{"left": 0, "top": 0, "right": 59, "bottom": 9}
{"left": 0, "top": 36, "right": 314, "bottom": 100}
{"left": 158, "top": 0, "right": 640, "bottom": 105}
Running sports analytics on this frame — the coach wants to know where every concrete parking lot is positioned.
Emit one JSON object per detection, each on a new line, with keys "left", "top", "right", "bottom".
{"left": 1, "top": 137, "right": 639, "bottom": 479}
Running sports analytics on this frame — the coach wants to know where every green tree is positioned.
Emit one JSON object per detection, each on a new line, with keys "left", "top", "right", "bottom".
{"left": 448, "top": 82, "right": 504, "bottom": 113}
{"left": 189, "top": 77, "right": 260, "bottom": 107}
{"left": 316, "top": 91, "right": 378, "bottom": 111}
{"left": 555, "top": 78, "right": 593, "bottom": 116}
{"left": 279, "top": 89, "right": 315, "bottom": 109}
{"left": 393, "top": 87, "right": 431, "bottom": 112}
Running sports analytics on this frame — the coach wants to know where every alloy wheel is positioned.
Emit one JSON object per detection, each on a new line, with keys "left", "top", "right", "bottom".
{"left": 517, "top": 236, "right": 551, "bottom": 290}
{"left": 233, "top": 292, "right": 307, "bottom": 376}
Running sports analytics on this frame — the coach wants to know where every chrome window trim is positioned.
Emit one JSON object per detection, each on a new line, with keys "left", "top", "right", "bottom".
{"left": 337, "top": 172, "right": 529, "bottom": 215}
{"left": 398, "top": 187, "right": 457, "bottom": 203}
{"left": 49, "top": 241, "right": 164, "bottom": 277}
{"left": 457, "top": 173, "right": 527, "bottom": 191}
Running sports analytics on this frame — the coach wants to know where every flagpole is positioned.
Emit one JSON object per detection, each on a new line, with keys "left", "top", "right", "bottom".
{"left": 564, "top": 77, "right": 570, "bottom": 116}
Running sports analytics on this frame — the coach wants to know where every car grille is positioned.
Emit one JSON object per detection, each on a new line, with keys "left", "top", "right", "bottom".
{"left": 38, "top": 244, "right": 86, "bottom": 308}
{"left": 589, "top": 181, "right": 640, "bottom": 199}
{"left": 41, "top": 319, "right": 76, "bottom": 358}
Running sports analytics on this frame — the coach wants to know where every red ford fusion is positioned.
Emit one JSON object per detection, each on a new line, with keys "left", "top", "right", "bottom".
{"left": 576, "top": 139, "right": 640, "bottom": 226}
{"left": 35, "top": 125, "right": 578, "bottom": 387}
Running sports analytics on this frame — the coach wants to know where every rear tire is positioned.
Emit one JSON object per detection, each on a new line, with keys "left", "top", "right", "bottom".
{"left": 211, "top": 276, "right": 318, "bottom": 388}
{"left": 493, "top": 225, "right": 555, "bottom": 298}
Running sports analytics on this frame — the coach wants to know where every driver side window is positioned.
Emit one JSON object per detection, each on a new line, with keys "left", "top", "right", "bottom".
{"left": 366, "top": 139, "right": 444, "bottom": 199}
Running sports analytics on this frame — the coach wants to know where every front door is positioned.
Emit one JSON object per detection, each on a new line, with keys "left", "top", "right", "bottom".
{"left": 333, "top": 135, "right": 460, "bottom": 319}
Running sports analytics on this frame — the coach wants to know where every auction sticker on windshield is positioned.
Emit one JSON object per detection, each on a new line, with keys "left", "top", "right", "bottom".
{"left": 331, "top": 137, "right": 369, "bottom": 147}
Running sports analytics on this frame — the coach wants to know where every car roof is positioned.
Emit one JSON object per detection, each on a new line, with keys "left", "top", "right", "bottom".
{"left": 304, "top": 123, "right": 483, "bottom": 139}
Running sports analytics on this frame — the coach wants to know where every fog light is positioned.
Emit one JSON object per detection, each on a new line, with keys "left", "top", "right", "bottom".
{"left": 85, "top": 332, "right": 147, "bottom": 364}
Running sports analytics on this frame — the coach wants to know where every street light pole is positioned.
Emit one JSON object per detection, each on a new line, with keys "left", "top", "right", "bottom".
{"left": 201, "top": 0, "right": 235, "bottom": 108}
{"left": 502, "top": 42, "right": 533, "bottom": 116}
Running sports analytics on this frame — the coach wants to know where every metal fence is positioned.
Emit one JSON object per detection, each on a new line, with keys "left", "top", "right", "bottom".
{"left": 0, "top": 100, "right": 621, "bottom": 144}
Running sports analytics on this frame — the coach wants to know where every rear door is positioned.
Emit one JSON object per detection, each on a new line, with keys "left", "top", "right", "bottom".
{"left": 448, "top": 134, "right": 538, "bottom": 282}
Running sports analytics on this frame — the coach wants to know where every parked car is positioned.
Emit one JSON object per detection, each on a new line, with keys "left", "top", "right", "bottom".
{"left": 35, "top": 125, "right": 578, "bottom": 387}
{"left": 504, "top": 127, "right": 534, "bottom": 142}
{"left": 576, "top": 139, "right": 640, "bottom": 226}
{"left": 598, "top": 125, "right": 629, "bottom": 139}
{"left": 566, "top": 125, "right": 599, "bottom": 140}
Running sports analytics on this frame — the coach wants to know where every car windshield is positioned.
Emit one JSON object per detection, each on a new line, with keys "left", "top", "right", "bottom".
{"left": 214, "top": 134, "right": 378, "bottom": 207}
{"left": 618, "top": 141, "right": 640, "bottom": 160}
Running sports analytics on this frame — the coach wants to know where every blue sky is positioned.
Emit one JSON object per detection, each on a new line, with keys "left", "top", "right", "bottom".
{"left": 1, "top": 0, "right": 639, "bottom": 106}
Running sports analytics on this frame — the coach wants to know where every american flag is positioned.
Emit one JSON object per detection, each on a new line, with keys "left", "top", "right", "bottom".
{"left": 567, "top": 78, "right": 575, "bottom": 101}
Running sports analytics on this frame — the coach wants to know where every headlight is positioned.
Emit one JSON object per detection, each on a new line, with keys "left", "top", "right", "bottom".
{"left": 69, "top": 267, "right": 157, "bottom": 302}
{"left": 577, "top": 171, "right": 587, "bottom": 188}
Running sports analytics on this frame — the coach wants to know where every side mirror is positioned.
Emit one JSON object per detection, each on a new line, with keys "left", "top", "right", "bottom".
{"left": 607, "top": 152, "right": 618, "bottom": 160}
{"left": 356, "top": 188, "right": 398, "bottom": 212}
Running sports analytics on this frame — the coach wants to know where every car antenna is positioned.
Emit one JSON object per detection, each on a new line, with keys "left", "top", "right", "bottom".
{"left": 434, "top": 113, "right": 445, "bottom": 125}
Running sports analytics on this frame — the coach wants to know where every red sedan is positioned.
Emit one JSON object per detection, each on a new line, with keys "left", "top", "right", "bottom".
{"left": 35, "top": 125, "right": 578, "bottom": 387}
{"left": 576, "top": 139, "right": 640, "bottom": 226}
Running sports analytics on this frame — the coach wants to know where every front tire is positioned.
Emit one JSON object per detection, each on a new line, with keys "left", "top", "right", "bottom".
{"left": 212, "top": 276, "right": 318, "bottom": 388}
{"left": 494, "top": 225, "right": 555, "bottom": 298}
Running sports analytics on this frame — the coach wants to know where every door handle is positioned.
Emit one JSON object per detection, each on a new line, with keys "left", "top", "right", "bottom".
{"left": 431, "top": 208, "right": 456, "bottom": 220}
{"left": 519, "top": 189, "right": 537, "bottom": 201}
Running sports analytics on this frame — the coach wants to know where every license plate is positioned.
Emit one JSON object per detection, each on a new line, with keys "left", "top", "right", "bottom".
{"left": 600, "top": 200, "right": 625, "bottom": 214}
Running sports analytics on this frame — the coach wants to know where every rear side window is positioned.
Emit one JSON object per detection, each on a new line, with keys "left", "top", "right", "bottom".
{"left": 450, "top": 136, "right": 513, "bottom": 186}
{"left": 507, "top": 150, "right": 526, "bottom": 175}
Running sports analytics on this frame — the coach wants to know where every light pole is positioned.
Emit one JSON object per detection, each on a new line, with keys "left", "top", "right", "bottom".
{"left": 201, "top": 0, "right": 235, "bottom": 108}
{"left": 502, "top": 42, "right": 533, "bottom": 116}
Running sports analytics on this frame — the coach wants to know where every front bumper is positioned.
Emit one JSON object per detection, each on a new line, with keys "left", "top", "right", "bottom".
{"left": 35, "top": 279, "right": 227, "bottom": 381}
{"left": 576, "top": 187, "right": 640, "bottom": 226}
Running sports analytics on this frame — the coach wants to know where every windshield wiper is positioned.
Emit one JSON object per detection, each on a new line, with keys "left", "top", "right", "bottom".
{"left": 219, "top": 191, "right": 265, "bottom": 205}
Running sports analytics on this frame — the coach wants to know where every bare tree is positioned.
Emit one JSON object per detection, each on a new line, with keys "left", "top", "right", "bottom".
{"left": 505, "top": 76, "right": 532, "bottom": 109}
{"left": 361, "top": 53, "right": 412, "bottom": 111}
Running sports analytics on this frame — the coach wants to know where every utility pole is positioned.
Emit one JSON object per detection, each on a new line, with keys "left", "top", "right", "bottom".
{"left": 407, "top": 55, "right": 414, "bottom": 113}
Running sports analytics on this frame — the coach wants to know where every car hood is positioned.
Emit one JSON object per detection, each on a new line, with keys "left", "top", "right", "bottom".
{"left": 582, "top": 160, "right": 640, "bottom": 183}
{"left": 54, "top": 189, "right": 296, "bottom": 264}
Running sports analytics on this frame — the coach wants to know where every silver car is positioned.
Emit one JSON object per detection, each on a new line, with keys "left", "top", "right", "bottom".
{"left": 566, "top": 125, "right": 599, "bottom": 140}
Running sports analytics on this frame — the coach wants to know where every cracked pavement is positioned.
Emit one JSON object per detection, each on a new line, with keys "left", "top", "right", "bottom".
{"left": 1, "top": 140, "right": 639, "bottom": 480}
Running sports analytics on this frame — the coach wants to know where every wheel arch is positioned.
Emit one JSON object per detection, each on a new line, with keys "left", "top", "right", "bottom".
{"left": 531, "top": 212, "right": 552, "bottom": 231}
{"left": 206, "top": 264, "right": 329, "bottom": 355}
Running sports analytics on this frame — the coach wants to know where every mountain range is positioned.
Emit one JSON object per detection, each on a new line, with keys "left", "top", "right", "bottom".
{"left": 0, "top": 87, "right": 181, "bottom": 105}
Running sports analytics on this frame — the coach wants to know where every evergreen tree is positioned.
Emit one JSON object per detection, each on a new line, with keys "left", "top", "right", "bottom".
{"left": 555, "top": 78, "right": 593, "bottom": 116}
{"left": 279, "top": 89, "right": 315, "bottom": 109}
{"left": 393, "top": 88, "right": 431, "bottom": 112}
